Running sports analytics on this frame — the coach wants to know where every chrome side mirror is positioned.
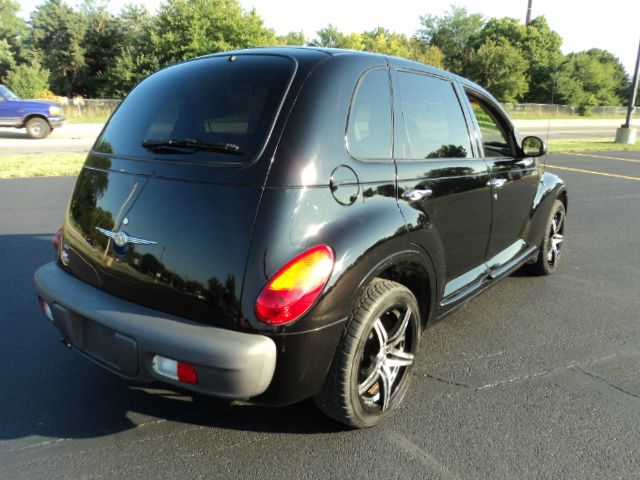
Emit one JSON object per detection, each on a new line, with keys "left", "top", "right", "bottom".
{"left": 521, "top": 136, "right": 547, "bottom": 157}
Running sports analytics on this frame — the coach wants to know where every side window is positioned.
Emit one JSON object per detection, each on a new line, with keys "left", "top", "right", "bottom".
{"left": 467, "top": 96, "right": 513, "bottom": 158}
{"left": 347, "top": 68, "right": 392, "bottom": 160}
{"left": 396, "top": 71, "right": 472, "bottom": 160}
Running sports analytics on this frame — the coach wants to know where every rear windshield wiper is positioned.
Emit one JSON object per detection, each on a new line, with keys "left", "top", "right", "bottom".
{"left": 142, "top": 138, "right": 242, "bottom": 155}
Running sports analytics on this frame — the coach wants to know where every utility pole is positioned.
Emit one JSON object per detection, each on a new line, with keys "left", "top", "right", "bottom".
{"left": 624, "top": 38, "right": 640, "bottom": 128}
{"left": 615, "top": 38, "right": 640, "bottom": 144}
{"left": 525, "top": 0, "right": 533, "bottom": 24}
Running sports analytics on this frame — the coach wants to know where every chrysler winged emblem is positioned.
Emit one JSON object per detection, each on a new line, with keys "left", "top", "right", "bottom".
{"left": 95, "top": 227, "right": 157, "bottom": 247}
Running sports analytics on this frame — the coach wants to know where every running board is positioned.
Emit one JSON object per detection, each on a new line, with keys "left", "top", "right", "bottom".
{"left": 488, "top": 246, "right": 538, "bottom": 279}
{"left": 440, "top": 246, "right": 537, "bottom": 308}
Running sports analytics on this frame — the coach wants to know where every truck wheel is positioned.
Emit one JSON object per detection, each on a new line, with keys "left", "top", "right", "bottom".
{"left": 26, "top": 117, "right": 51, "bottom": 139}
{"left": 314, "top": 278, "right": 420, "bottom": 428}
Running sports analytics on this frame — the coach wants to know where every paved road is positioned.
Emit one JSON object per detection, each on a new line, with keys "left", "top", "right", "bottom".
{"left": 0, "top": 124, "right": 101, "bottom": 155}
{"left": 1, "top": 120, "right": 637, "bottom": 155}
{"left": 519, "top": 125, "right": 623, "bottom": 139}
{"left": 1, "top": 153, "right": 640, "bottom": 479}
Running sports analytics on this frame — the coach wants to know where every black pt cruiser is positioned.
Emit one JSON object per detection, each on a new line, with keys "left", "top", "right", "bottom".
{"left": 35, "top": 47, "right": 567, "bottom": 428}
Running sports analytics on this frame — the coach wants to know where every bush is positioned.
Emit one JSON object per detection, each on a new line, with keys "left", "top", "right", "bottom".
{"left": 5, "top": 61, "right": 50, "bottom": 99}
{"left": 577, "top": 104, "right": 592, "bottom": 117}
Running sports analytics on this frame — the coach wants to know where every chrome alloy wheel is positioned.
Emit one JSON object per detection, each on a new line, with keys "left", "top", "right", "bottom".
{"left": 358, "top": 305, "right": 416, "bottom": 411}
{"left": 547, "top": 208, "right": 565, "bottom": 265}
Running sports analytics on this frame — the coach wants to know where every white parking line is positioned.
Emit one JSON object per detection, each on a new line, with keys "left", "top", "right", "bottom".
{"left": 568, "top": 152, "right": 640, "bottom": 164}
{"left": 546, "top": 164, "right": 640, "bottom": 181}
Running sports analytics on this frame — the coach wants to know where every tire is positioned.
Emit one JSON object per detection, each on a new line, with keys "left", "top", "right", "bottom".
{"left": 314, "top": 278, "right": 420, "bottom": 428}
{"left": 25, "top": 117, "right": 51, "bottom": 139}
{"left": 524, "top": 199, "right": 565, "bottom": 275}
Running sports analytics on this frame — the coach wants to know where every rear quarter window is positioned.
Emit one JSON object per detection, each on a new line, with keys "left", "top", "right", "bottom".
{"left": 94, "top": 55, "right": 295, "bottom": 164}
{"left": 346, "top": 68, "right": 393, "bottom": 160}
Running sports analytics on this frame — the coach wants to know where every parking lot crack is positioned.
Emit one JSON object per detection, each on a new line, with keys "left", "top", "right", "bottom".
{"left": 475, "top": 363, "right": 580, "bottom": 391}
{"left": 573, "top": 365, "right": 640, "bottom": 401}
{"left": 422, "top": 373, "right": 470, "bottom": 389}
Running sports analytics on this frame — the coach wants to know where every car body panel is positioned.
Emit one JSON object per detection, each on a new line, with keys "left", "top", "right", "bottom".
{"left": 35, "top": 48, "right": 567, "bottom": 407}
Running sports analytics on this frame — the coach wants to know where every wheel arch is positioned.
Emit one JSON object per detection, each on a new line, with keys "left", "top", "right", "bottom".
{"left": 352, "top": 247, "right": 437, "bottom": 330}
{"left": 528, "top": 171, "right": 567, "bottom": 248}
{"left": 23, "top": 113, "right": 51, "bottom": 126}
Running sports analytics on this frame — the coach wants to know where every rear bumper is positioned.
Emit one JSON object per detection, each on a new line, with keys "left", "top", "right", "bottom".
{"left": 34, "top": 262, "right": 276, "bottom": 399}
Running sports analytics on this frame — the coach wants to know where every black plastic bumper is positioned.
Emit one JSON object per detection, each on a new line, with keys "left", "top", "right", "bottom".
{"left": 34, "top": 262, "right": 276, "bottom": 399}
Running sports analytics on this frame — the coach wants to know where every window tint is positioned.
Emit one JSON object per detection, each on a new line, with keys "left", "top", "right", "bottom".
{"left": 397, "top": 72, "right": 472, "bottom": 160}
{"left": 94, "top": 55, "right": 295, "bottom": 163}
{"left": 347, "top": 68, "right": 392, "bottom": 159}
{"left": 467, "top": 97, "right": 513, "bottom": 158}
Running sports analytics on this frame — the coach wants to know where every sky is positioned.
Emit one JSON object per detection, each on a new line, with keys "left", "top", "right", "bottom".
{"left": 18, "top": 0, "right": 640, "bottom": 75}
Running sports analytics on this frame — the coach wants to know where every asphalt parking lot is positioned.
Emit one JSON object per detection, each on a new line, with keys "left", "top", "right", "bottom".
{"left": 1, "top": 151, "right": 639, "bottom": 479}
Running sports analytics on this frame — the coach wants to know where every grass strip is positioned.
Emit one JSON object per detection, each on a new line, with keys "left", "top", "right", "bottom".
{"left": 65, "top": 114, "right": 110, "bottom": 124}
{"left": 548, "top": 138, "right": 640, "bottom": 153}
{"left": 0, "top": 153, "right": 86, "bottom": 178}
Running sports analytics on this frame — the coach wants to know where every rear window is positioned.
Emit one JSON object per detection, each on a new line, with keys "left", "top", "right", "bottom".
{"left": 94, "top": 55, "right": 295, "bottom": 164}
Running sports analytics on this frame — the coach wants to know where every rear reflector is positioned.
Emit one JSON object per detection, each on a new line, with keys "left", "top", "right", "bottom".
{"left": 152, "top": 355, "right": 199, "bottom": 385}
{"left": 255, "top": 245, "right": 334, "bottom": 325}
{"left": 38, "top": 296, "right": 54, "bottom": 321}
{"left": 53, "top": 226, "right": 63, "bottom": 253}
{"left": 177, "top": 362, "right": 199, "bottom": 385}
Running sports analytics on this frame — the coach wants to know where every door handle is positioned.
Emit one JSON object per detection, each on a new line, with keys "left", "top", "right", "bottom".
{"left": 401, "top": 188, "right": 433, "bottom": 202}
{"left": 490, "top": 178, "right": 508, "bottom": 189}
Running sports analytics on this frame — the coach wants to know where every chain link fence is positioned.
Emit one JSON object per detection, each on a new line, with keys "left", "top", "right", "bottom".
{"left": 505, "top": 103, "right": 631, "bottom": 117}
{"left": 61, "top": 99, "right": 630, "bottom": 121}
{"left": 62, "top": 99, "right": 122, "bottom": 121}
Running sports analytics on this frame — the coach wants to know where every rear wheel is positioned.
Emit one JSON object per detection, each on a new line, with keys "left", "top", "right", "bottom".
{"left": 525, "top": 199, "right": 565, "bottom": 275}
{"left": 25, "top": 117, "right": 51, "bottom": 139}
{"left": 314, "top": 278, "right": 420, "bottom": 428}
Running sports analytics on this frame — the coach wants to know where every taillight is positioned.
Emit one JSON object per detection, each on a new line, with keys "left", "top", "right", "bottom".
{"left": 255, "top": 245, "right": 334, "bottom": 325}
{"left": 53, "top": 226, "right": 63, "bottom": 252}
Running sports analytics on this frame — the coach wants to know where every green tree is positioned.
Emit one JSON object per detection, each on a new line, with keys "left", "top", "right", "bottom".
{"left": 313, "top": 25, "right": 444, "bottom": 68}
{"left": 555, "top": 49, "right": 628, "bottom": 109}
{"left": 465, "top": 39, "right": 529, "bottom": 103}
{"left": 5, "top": 60, "right": 50, "bottom": 98}
{"left": 76, "top": 0, "right": 122, "bottom": 96}
{"left": 417, "top": 6, "right": 485, "bottom": 73}
{"left": 313, "top": 25, "right": 363, "bottom": 50}
{"left": 0, "top": 39, "right": 15, "bottom": 81}
{"left": 0, "top": 0, "right": 27, "bottom": 49}
{"left": 409, "top": 40, "right": 445, "bottom": 68}
{"left": 30, "top": 0, "right": 86, "bottom": 96}
{"left": 276, "top": 31, "right": 306, "bottom": 46}
{"left": 475, "top": 16, "right": 563, "bottom": 102}
{"left": 0, "top": 0, "right": 28, "bottom": 78}
{"left": 151, "top": 0, "right": 276, "bottom": 67}
{"left": 361, "top": 27, "right": 412, "bottom": 57}
{"left": 100, "top": 5, "right": 157, "bottom": 97}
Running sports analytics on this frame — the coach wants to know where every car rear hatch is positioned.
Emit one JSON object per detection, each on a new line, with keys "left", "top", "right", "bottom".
{"left": 59, "top": 53, "right": 298, "bottom": 329}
